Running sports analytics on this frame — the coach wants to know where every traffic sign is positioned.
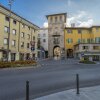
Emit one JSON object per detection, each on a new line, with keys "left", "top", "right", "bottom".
{"left": 31, "top": 47, "right": 35, "bottom": 51}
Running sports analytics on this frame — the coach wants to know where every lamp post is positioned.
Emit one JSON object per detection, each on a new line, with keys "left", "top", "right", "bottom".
{"left": 7, "top": 0, "right": 14, "bottom": 61}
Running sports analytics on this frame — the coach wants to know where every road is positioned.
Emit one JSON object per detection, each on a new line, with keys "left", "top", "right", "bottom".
{"left": 0, "top": 59, "right": 100, "bottom": 100}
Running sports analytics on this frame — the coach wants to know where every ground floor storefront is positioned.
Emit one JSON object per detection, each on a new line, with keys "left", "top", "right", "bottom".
{"left": 0, "top": 51, "right": 37, "bottom": 61}
{"left": 75, "top": 52, "right": 100, "bottom": 61}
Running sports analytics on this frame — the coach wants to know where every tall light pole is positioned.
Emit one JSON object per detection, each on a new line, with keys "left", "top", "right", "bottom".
{"left": 7, "top": 0, "right": 14, "bottom": 61}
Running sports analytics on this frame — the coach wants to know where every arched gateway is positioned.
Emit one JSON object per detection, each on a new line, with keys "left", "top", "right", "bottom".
{"left": 53, "top": 46, "right": 61, "bottom": 60}
{"left": 47, "top": 13, "right": 66, "bottom": 59}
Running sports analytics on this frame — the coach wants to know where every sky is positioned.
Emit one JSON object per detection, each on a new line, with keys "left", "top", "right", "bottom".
{"left": 0, "top": 0, "right": 100, "bottom": 28}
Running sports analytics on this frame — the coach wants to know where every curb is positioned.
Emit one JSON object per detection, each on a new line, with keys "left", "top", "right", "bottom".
{"left": 0, "top": 64, "right": 41, "bottom": 70}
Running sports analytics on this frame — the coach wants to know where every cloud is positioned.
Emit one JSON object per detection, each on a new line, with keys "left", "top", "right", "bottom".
{"left": 78, "top": 19, "right": 93, "bottom": 27}
{"left": 43, "top": 11, "right": 93, "bottom": 28}
{"left": 43, "top": 22, "right": 48, "bottom": 28}
{"left": 67, "top": 11, "right": 94, "bottom": 27}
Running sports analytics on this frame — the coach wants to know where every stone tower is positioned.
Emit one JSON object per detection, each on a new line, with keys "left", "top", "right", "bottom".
{"left": 46, "top": 13, "right": 67, "bottom": 59}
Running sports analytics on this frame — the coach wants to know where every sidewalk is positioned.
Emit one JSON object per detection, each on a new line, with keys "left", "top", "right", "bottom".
{"left": 34, "top": 85, "right": 100, "bottom": 100}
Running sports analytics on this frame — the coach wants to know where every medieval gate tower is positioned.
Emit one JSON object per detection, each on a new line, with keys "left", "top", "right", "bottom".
{"left": 46, "top": 13, "right": 67, "bottom": 59}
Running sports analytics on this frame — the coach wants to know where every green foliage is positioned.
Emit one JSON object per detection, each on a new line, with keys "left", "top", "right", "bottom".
{"left": 79, "top": 60, "right": 96, "bottom": 64}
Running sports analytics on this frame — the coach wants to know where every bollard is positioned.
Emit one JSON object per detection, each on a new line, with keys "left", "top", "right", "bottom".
{"left": 26, "top": 81, "right": 29, "bottom": 100}
{"left": 76, "top": 74, "right": 80, "bottom": 94}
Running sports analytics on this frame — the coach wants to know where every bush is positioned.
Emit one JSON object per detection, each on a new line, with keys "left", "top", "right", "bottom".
{"left": 0, "top": 60, "right": 37, "bottom": 68}
{"left": 79, "top": 60, "right": 96, "bottom": 64}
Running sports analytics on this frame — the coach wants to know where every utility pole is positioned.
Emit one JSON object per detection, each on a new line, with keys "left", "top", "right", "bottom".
{"left": 7, "top": 0, "right": 14, "bottom": 61}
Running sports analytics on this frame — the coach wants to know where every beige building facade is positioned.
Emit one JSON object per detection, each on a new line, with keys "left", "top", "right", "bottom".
{"left": 0, "top": 4, "right": 39, "bottom": 61}
{"left": 74, "top": 43, "right": 100, "bottom": 61}
{"left": 47, "top": 13, "right": 66, "bottom": 59}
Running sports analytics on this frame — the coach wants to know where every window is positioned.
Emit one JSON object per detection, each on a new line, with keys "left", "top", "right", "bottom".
{"left": 43, "top": 33, "right": 46, "bottom": 37}
{"left": 27, "top": 34, "right": 30, "bottom": 39}
{"left": 22, "top": 24, "right": 25, "bottom": 28}
{"left": 4, "top": 38, "right": 8, "bottom": 45}
{"left": 67, "top": 29, "right": 72, "bottom": 33}
{"left": 21, "top": 32, "right": 24, "bottom": 38}
{"left": 4, "top": 26, "right": 9, "bottom": 33}
{"left": 38, "top": 34, "right": 40, "bottom": 37}
{"left": 12, "top": 29, "right": 16, "bottom": 35}
{"left": 54, "top": 37, "right": 59, "bottom": 44}
{"left": 93, "top": 46, "right": 99, "bottom": 50}
{"left": 55, "top": 16, "right": 57, "bottom": 22}
{"left": 28, "top": 26, "right": 30, "bottom": 30}
{"left": 60, "top": 16, "right": 62, "bottom": 21}
{"left": 5, "top": 16, "right": 9, "bottom": 21}
{"left": 67, "top": 38, "right": 73, "bottom": 43}
{"left": 13, "top": 20, "right": 17, "bottom": 25}
{"left": 50, "top": 17, "right": 52, "bottom": 22}
{"left": 87, "top": 39, "right": 90, "bottom": 43}
{"left": 12, "top": 40, "right": 16, "bottom": 46}
{"left": 83, "top": 46, "right": 88, "bottom": 50}
{"left": 33, "top": 29, "right": 35, "bottom": 33}
{"left": 27, "top": 43, "right": 30, "bottom": 48}
{"left": 11, "top": 53, "right": 16, "bottom": 61}
{"left": 91, "top": 39, "right": 94, "bottom": 43}
{"left": 21, "top": 42, "right": 24, "bottom": 47}
{"left": 96, "top": 28, "right": 99, "bottom": 32}
{"left": 78, "top": 39, "right": 81, "bottom": 43}
{"left": 78, "top": 29, "right": 82, "bottom": 34}
{"left": 95, "top": 37, "right": 100, "bottom": 43}
{"left": 43, "top": 39, "right": 46, "bottom": 42}
{"left": 82, "top": 39, "right": 86, "bottom": 43}
{"left": 33, "top": 36, "right": 35, "bottom": 40}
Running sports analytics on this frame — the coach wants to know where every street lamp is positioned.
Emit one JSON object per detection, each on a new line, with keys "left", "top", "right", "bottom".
{"left": 7, "top": 0, "right": 14, "bottom": 61}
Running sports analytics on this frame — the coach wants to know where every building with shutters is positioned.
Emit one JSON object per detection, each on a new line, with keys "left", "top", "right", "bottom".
{"left": 0, "top": 4, "right": 39, "bottom": 61}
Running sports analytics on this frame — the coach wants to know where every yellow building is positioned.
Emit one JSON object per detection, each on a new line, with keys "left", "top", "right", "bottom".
{"left": 64, "top": 26, "right": 100, "bottom": 61}
{"left": 0, "top": 4, "right": 39, "bottom": 61}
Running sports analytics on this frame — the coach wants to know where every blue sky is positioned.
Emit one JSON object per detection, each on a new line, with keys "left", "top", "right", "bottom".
{"left": 0, "top": 0, "right": 100, "bottom": 27}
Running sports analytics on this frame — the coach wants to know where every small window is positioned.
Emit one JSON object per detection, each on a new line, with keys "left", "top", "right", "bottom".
{"left": 93, "top": 46, "right": 99, "bottom": 50}
{"left": 12, "top": 40, "right": 16, "bottom": 46}
{"left": 33, "top": 29, "right": 35, "bottom": 33}
{"left": 91, "top": 39, "right": 94, "bottom": 43}
{"left": 87, "top": 39, "right": 90, "bottom": 43}
{"left": 21, "top": 32, "right": 24, "bottom": 38}
{"left": 95, "top": 37, "right": 100, "bottom": 43}
{"left": 4, "top": 26, "right": 9, "bottom": 33}
{"left": 5, "top": 16, "right": 9, "bottom": 21}
{"left": 27, "top": 43, "right": 30, "bottom": 48}
{"left": 83, "top": 46, "right": 88, "bottom": 50}
{"left": 96, "top": 28, "right": 99, "bottom": 32}
{"left": 27, "top": 34, "right": 30, "bottom": 39}
{"left": 67, "top": 38, "right": 73, "bottom": 43}
{"left": 78, "top": 29, "right": 82, "bottom": 34}
{"left": 4, "top": 38, "right": 8, "bottom": 45}
{"left": 78, "top": 39, "right": 81, "bottom": 43}
{"left": 12, "top": 29, "right": 16, "bottom": 35}
{"left": 82, "top": 39, "right": 86, "bottom": 43}
{"left": 55, "top": 16, "right": 57, "bottom": 22}
{"left": 28, "top": 26, "right": 30, "bottom": 30}
{"left": 67, "top": 29, "right": 72, "bottom": 33}
{"left": 60, "top": 16, "right": 62, "bottom": 21}
{"left": 43, "top": 39, "right": 46, "bottom": 42}
{"left": 38, "top": 34, "right": 40, "bottom": 37}
{"left": 22, "top": 24, "right": 25, "bottom": 28}
{"left": 43, "top": 33, "right": 46, "bottom": 37}
{"left": 13, "top": 20, "right": 17, "bottom": 24}
{"left": 50, "top": 17, "right": 52, "bottom": 22}
{"left": 33, "top": 36, "right": 35, "bottom": 40}
{"left": 21, "top": 42, "right": 24, "bottom": 47}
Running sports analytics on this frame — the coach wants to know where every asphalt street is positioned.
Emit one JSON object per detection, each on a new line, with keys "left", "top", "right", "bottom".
{"left": 0, "top": 59, "right": 100, "bottom": 100}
